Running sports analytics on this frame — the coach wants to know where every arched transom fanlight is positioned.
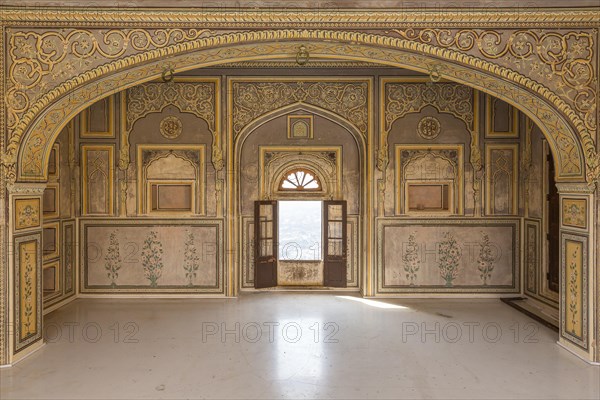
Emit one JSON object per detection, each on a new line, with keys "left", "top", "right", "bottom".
{"left": 279, "top": 168, "right": 321, "bottom": 191}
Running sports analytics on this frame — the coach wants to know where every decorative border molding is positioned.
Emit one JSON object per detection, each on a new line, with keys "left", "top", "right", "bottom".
{"left": 2, "top": 7, "right": 598, "bottom": 27}
{"left": 556, "top": 183, "right": 596, "bottom": 194}
{"left": 219, "top": 60, "right": 392, "bottom": 69}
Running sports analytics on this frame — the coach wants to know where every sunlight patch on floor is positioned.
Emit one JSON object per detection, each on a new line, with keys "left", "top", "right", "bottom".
{"left": 336, "top": 296, "right": 409, "bottom": 309}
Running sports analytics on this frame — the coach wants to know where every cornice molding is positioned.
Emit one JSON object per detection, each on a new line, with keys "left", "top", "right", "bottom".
{"left": 216, "top": 61, "right": 393, "bottom": 68}
{"left": 0, "top": 7, "right": 598, "bottom": 28}
{"left": 556, "top": 182, "right": 597, "bottom": 194}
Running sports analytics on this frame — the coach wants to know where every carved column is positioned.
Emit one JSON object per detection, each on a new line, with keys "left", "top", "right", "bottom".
{"left": 6, "top": 183, "right": 46, "bottom": 365}
{"left": 555, "top": 183, "right": 596, "bottom": 363}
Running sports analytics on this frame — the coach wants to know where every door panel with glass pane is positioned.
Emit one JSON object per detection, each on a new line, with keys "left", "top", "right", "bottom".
{"left": 323, "top": 201, "right": 347, "bottom": 287}
{"left": 254, "top": 201, "right": 278, "bottom": 288}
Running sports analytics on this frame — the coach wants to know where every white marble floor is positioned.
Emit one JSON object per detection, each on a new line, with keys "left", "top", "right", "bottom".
{"left": 1, "top": 293, "right": 598, "bottom": 399}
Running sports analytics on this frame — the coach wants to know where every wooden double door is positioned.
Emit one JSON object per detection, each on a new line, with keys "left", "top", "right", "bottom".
{"left": 254, "top": 200, "right": 347, "bottom": 288}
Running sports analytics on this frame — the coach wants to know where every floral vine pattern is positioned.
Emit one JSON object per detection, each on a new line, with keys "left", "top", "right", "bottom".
{"left": 567, "top": 248, "right": 579, "bottom": 335}
{"left": 232, "top": 81, "right": 369, "bottom": 137}
{"left": 104, "top": 231, "right": 122, "bottom": 288}
{"left": 22, "top": 250, "right": 34, "bottom": 336}
{"left": 9, "top": 32, "right": 591, "bottom": 184}
{"left": 525, "top": 227, "right": 537, "bottom": 293}
{"left": 385, "top": 83, "right": 474, "bottom": 132}
{"left": 141, "top": 230, "right": 164, "bottom": 287}
{"left": 6, "top": 28, "right": 211, "bottom": 130}
{"left": 438, "top": 232, "right": 462, "bottom": 287}
{"left": 392, "top": 29, "right": 597, "bottom": 140}
{"left": 402, "top": 232, "right": 420, "bottom": 286}
{"left": 183, "top": 231, "right": 200, "bottom": 287}
{"left": 476, "top": 232, "right": 495, "bottom": 285}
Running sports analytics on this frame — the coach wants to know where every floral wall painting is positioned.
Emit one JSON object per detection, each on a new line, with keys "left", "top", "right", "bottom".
{"left": 14, "top": 234, "right": 43, "bottom": 352}
{"left": 402, "top": 232, "right": 420, "bottom": 286}
{"left": 561, "top": 234, "right": 587, "bottom": 350}
{"left": 524, "top": 221, "right": 539, "bottom": 296}
{"left": 438, "top": 232, "right": 462, "bottom": 287}
{"left": 183, "top": 231, "right": 200, "bottom": 287}
{"left": 104, "top": 231, "right": 122, "bottom": 288}
{"left": 14, "top": 198, "right": 41, "bottom": 231}
{"left": 141, "top": 231, "right": 164, "bottom": 287}
{"left": 562, "top": 198, "right": 587, "bottom": 230}
{"left": 379, "top": 219, "right": 518, "bottom": 293}
{"left": 81, "top": 220, "right": 223, "bottom": 294}
{"left": 477, "top": 232, "right": 495, "bottom": 285}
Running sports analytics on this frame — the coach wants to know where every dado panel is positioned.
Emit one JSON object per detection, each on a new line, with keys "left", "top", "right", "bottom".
{"left": 80, "top": 219, "right": 224, "bottom": 295}
{"left": 376, "top": 218, "right": 519, "bottom": 294}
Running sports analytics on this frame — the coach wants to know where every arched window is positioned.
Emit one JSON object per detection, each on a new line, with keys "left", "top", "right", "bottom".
{"left": 279, "top": 168, "right": 321, "bottom": 191}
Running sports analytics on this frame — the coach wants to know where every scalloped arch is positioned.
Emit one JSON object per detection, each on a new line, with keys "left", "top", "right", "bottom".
{"left": 10, "top": 29, "right": 594, "bottom": 183}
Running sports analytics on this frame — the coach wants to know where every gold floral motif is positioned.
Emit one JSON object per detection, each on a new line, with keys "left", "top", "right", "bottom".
{"left": 126, "top": 81, "right": 216, "bottom": 133}
{"left": 7, "top": 31, "right": 592, "bottom": 184}
{"left": 563, "top": 238, "right": 585, "bottom": 343}
{"left": 385, "top": 82, "right": 474, "bottom": 131}
{"left": 417, "top": 116, "right": 441, "bottom": 140}
{"left": 15, "top": 198, "right": 40, "bottom": 231}
{"left": 159, "top": 116, "right": 183, "bottom": 139}
{"left": 392, "top": 28, "right": 597, "bottom": 141}
{"left": 232, "top": 80, "right": 369, "bottom": 138}
{"left": 6, "top": 28, "right": 211, "bottom": 130}
{"left": 562, "top": 198, "right": 587, "bottom": 230}
{"left": 14, "top": 235, "right": 41, "bottom": 352}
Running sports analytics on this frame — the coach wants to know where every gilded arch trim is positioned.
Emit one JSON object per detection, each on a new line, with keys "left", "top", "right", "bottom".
{"left": 5, "top": 29, "right": 594, "bottom": 184}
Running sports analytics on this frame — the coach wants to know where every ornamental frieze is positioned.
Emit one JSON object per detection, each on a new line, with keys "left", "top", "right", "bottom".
{"left": 6, "top": 27, "right": 596, "bottom": 148}
{"left": 391, "top": 28, "right": 598, "bottom": 142}
{"left": 4, "top": 30, "right": 596, "bottom": 185}
{"left": 231, "top": 80, "right": 369, "bottom": 138}
{"left": 123, "top": 80, "right": 220, "bottom": 169}
{"left": 384, "top": 82, "right": 475, "bottom": 132}
{"left": 6, "top": 28, "right": 212, "bottom": 130}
